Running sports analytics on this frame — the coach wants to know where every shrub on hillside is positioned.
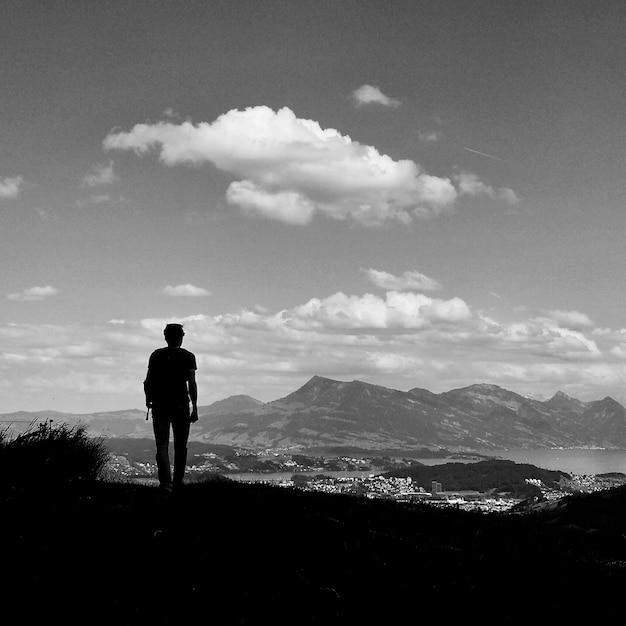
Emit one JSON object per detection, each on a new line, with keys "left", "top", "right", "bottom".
{"left": 0, "top": 421, "right": 109, "bottom": 491}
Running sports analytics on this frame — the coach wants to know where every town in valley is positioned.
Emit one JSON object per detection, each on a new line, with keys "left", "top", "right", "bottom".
{"left": 105, "top": 444, "right": 626, "bottom": 514}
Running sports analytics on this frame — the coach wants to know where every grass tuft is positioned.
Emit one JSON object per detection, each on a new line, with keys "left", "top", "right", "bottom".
{"left": 0, "top": 420, "right": 109, "bottom": 492}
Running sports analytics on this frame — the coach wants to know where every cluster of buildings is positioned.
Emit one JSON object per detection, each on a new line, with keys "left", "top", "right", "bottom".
{"left": 276, "top": 473, "right": 523, "bottom": 513}
{"left": 562, "top": 473, "right": 626, "bottom": 492}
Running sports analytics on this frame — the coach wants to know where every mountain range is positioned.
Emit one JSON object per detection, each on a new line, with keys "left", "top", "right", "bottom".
{"left": 3, "top": 375, "right": 626, "bottom": 451}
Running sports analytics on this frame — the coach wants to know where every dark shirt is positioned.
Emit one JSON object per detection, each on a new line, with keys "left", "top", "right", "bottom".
{"left": 144, "top": 347, "right": 197, "bottom": 408}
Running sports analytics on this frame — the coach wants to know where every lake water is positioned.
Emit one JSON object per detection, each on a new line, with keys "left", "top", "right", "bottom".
{"left": 231, "top": 449, "right": 626, "bottom": 482}
{"left": 482, "top": 448, "right": 626, "bottom": 475}
{"left": 232, "top": 469, "right": 376, "bottom": 483}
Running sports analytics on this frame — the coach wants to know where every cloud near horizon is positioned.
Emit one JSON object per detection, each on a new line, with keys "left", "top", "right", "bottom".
{"left": 7, "top": 286, "right": 59, "bottom": 302}
{"left": 103, "top": 106, "right": 514, "bottom": 226}
{"left": 2, "top": 287, "right": 623, "bottom": 410}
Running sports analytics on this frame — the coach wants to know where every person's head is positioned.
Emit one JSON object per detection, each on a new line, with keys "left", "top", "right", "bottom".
{"left": 164, "top": 323, "right": 185, "bottom": 347}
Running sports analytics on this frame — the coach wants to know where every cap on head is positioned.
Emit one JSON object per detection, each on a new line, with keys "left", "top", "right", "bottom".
{"left": 164, "top": 323, "right": 185, "bottom": 345}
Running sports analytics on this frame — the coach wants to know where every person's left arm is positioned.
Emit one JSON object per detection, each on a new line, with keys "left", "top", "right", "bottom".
{"left": 144, "top": 354, "right": 154, "bottom": 408}
{"left": 188, "top": 369, "right": 198, "bottom": 423}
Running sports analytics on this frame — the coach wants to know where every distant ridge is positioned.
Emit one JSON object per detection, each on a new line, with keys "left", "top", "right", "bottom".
{"left": 198, "top": 395, "right": 265, "bottom": 415}
{"left": 3, "top": 376, "right": 626, "bottom": 451}
{"left": 192, "top": 376, "right": 626, "bottom": 451}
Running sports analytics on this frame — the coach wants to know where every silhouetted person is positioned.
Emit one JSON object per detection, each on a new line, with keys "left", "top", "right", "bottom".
{"left": 144, "top": 323, "right": 198, "bottom": 493}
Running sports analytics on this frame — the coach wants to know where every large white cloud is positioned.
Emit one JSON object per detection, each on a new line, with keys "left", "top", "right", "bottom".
{"left": 104, "top": 106, "right": 459, "bottom": 225}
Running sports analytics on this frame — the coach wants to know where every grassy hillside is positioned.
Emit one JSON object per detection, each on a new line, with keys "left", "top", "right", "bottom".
{"left": 4, "top": 478, "right": 626, "bottom": 624}
{"left": 3, "top": 423, "right": 626, "bottom": 623}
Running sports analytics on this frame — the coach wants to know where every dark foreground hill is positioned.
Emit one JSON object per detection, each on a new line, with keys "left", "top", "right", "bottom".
{"left": 4, "top": 478, "right": 626, "bottom": 624}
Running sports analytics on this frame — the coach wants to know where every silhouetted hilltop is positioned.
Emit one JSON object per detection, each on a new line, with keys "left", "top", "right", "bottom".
{"left": 4, "top": 476, "right": 626, "bottom": 624}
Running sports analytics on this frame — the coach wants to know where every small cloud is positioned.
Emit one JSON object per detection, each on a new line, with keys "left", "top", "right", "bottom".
{"left": 88, "top": 194, "right": 112, "bottom": 204}
{"left": 77, "top": 194, "right": 130, "bottom": 208}
{"left": 352, "top": 85, "right": 401, "bottom": 108}
{"left": 34, "top": 207, "right": 53, "bottom": 221}
{"left": 7, "top": 286, "right": 59, "bottom": 302}
{"left": 162, "top": 107, "right": 181, "bottom": 120}
{"left": 418, "top": 130, "right": 442, "bottom": 143}
{"left": 364, "top": 268, "right": 442, "bottom": 292}
{"left": 0, "top": 176, "right": 24, "bottom": 198}
{"left": 162, "top": 284, "right": 211, "bottom": 297}
{"left": 454, "top": 171, "right": 520, "bottom": 205}
{"left": 82, "top": 161, "right": 117, "bottom": 187}
{"left": 106, "top": 319, "right": 126, "bottom": 325}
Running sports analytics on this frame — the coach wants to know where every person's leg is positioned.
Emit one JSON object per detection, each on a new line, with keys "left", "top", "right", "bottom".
{"left": 152, "top": 409, "right": 172, "bottom": 490}
{"left": 172, "top": 406, "right": 191, "bottom": 488}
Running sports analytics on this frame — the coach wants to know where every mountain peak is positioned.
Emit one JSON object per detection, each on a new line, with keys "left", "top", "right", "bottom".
{"left": 307, "top": 375, "right": 337, "bottom": 385}
{"left": 544, "top": 390, "right": 586, "bottom": 409}
{"left": 296, "top": 375, "right": 343, "bottom": 393}
{"left": 272, "top": 375, "right": 346, "bottom": 406}
{"left": 596, "top": 396, "right": 623, "bottom": 409}
{"left": 445, "top": 383, "right": 513, "bottom": 398}
{"left": 200, "top": 394, "right": 264, "bottom": 416}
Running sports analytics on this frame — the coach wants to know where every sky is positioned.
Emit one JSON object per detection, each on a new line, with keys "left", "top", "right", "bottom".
{"left": 2, "top": 0, "right": 626, "bottom": 413}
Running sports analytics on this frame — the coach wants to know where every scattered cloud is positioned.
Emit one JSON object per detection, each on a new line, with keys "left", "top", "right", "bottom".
{"left": 351, "top": 85, "right": 401, "bottom": 107}
{"left": 82, "top": 160, "right": 117, "bottom": 187}
{"left": 454, "top": 171, "right": 520, "bottom": 205}
{"left": 162, "top": 284, "right": 211, "bottom": 297}
{"left": 0, "top": 176, "right": 24, "bottom": 198}
{"left": 364, "top": 268, "right": 442, "bottom": 292}
{"left": 7, "top": 286, "right": 59, "bottom": 302}
{"left": 104, "top": 105, "right": 458, "bottom": 226}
